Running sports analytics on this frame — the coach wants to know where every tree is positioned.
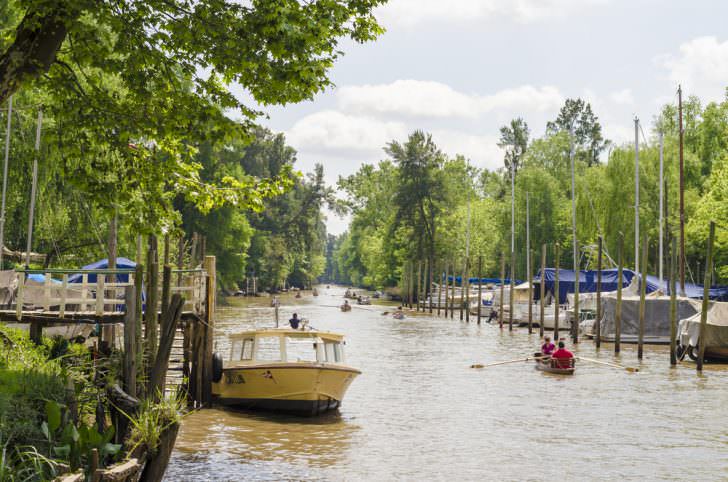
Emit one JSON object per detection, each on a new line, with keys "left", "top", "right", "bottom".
{"left": 498, "top": 118, "right": 529, "bottom": 176}
{"left": 547, "top": 98, "right": 608, "bottom": 166}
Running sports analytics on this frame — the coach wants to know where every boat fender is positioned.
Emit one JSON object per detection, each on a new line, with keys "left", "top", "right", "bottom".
{"left": 212, "top": 352, "right": 224, "bottom": 383}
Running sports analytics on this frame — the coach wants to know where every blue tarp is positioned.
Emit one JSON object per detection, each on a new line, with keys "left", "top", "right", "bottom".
{"left": 27, "top": 273, "right": 62, "bottom": 284}
{"left": 68, "top": 257, "right": 136, "bottom": 284}
{"left": 534, "top": 268, "right": 728, "bottom": 303}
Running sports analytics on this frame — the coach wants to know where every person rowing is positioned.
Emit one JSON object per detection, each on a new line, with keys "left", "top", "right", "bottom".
{"left": 550, "top": 340, "right": 575, "bottom": 369}
{"left": 538, "top": 336, "right": 555, "bottom": 358}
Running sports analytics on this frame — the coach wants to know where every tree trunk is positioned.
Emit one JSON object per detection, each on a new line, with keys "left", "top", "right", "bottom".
{"left": 0, "top": 4, "right": 77, "bottom": 103}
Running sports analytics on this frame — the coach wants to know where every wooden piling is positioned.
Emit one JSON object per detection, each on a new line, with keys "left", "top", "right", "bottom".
{"left": 134, "top": 264, "right": 144, "bottom": 384}
{"left": 408, "top": 261, "right": 414, "bottom": 309}
{"left": 428, "top": 258, "right": 434, "bottom": 314}
{"left": 596, "top": 236, "right": 603, "bottom": 349}
{"left": 527, "top": 249, "right": 533, "bottom": 334}
{"left": 554, "top": 243, "right": 560, "bottom": 341}
{"left": 638, "top": 234, "right": 648, "bottom": 359}
{"left": 203, "top": 256, "right": 216, "bottom": 405}
{"left": 465, "top": 259, "right": 470, "bottom": 322}
{"left": 508, "top": 252, "right": 515, "bottom": 332}
{"left": 150, "top": 294, "right": 184, "bottom": 401}
{"left": 499, "top": 252, "right": 505, "bottom": 328}
{"left": 146, "top": 237, "right": 160, "bottom": 358}
{"left": 161, "top": 265, "right": 172, "bottom": 316}
{"left": 670, "top": 238, "right": 678, "bottom": 366}
{"left": 615, "top": 234, "right": 623, "bottom": 354}
{"left": 477, "top": 256, "right": 483, "bottom": 324}
{"left": 540, "top": 244, "right": 546, "bottom": 338}
{"left": 460, "top": 260, "right": 465, "bottom": 321}
{"left": 573, "top": 240, "right": 579, "bottom": 344}
{"left": 416, "top": 260, "right": 422, "bottom": 312}
{"left": 439, "top": 262, "right": 446, "bottom": 317}
{"left": 450, "top": 260, "right": 456, "bottom": 319}
{"left": 123, "top": 286, "right": 137, "bottom": 398}
{"left": 697, "top": 221, "right": 715, "bottom": 371}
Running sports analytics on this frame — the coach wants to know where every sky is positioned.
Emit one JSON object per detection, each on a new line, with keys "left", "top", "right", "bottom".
{"left": 235, "top": 0, "right": 728, "bottom": 235}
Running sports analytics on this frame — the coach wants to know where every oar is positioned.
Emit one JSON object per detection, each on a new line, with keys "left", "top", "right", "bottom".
{"left": 470, "top": 356, "right": 535, "bottom": 369}
{"left": 577, "top": 356, "right": 639, "bottom": 372}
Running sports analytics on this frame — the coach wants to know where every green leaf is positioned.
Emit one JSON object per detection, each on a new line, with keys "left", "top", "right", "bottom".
{"left": 45, "top": 400, "right": 62, "bottom": 433}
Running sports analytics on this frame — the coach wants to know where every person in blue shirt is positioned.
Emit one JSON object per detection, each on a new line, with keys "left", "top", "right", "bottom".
{"left": 289, "top": 313, "right": 301, "bottom": 329}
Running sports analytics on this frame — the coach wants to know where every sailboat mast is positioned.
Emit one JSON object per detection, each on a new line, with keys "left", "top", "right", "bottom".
{"left": 25, "top": 110, "right": 42, "bottom": 268}
{"left": 659, "top": 131, "right": 664, "bottom": 284}
{"left": 634, "top": 116, "right": 640, "bottom": 274}
{"left": 678, "top": 85, "right": 685, "bottom": 294}
{"left": 0, "top": 95, "right": 12, "bottom": 268}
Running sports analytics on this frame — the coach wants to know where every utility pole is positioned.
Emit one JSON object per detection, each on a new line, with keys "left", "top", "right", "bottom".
{"left": 678, "top": 85, "right": 686, "bottom": 295}
{"left": 0, "top": 95, "right": 12, "bottom": 268}
{"left": 634, "top": 116, "right": 640, "bottom": 275}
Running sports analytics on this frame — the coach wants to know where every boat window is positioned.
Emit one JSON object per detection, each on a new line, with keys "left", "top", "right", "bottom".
{"left": 324, "top": 342, "right": 342, "bottom": 363}
{"left": 255, "top": 336, "right": 282, "bottom": 361}
{"left": 286, "top": 337, "right": 317, "bottom": 362}
{"left": 241, "top": 338, "right": 254, "bottom": 360}
{"left": 230, "top": 340, "right": 242, "bottom": 361}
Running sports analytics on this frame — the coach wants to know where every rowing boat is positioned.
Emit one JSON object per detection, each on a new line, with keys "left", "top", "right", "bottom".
{"left": 534, "top": 356, "right": 575, "bottom": 375}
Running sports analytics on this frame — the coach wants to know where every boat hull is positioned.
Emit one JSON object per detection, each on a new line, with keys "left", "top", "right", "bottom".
{"left": 212, "top": 364, "right": 360, "bottom": 416}
{"left": 535, "top": 359, "right": 575, "bottom": 375}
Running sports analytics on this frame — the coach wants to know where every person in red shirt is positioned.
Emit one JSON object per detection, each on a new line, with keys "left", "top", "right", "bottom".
{"left": 551, "top": 341, "right": 574, "bottom": 368}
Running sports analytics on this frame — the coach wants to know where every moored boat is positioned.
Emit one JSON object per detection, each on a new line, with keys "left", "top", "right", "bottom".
{"left": 211, "top": 328, "right": 361, "bottom": 415}
{"left": 534, "top": 356, "right": 575, "bottom": 375}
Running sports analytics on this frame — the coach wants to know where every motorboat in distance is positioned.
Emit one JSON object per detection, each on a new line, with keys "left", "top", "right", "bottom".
{"left": 211, "top": 328, "right": 361, "bottom": 415}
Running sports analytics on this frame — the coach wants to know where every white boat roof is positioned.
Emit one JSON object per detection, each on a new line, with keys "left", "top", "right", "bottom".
{"left": 229, "top": 328, "right": 345, "bottom": 342}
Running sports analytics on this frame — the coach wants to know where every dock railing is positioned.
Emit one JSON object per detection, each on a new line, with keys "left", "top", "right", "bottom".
{"left": 11, "top": 267, "right": 207, "bottom": 320}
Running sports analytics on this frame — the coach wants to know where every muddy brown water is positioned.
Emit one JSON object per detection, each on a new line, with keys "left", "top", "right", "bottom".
{"left": 165, "top": 286, "right": 728, "bottom": 481}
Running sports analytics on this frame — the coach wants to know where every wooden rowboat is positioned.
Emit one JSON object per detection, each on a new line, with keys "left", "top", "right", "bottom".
{"left": 534, "top": 357, "right": 575, "bottom": 375}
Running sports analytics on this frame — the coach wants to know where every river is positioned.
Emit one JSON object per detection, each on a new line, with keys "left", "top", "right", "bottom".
{"left": 164, "top": 285, "right": 728, "bottom": 481}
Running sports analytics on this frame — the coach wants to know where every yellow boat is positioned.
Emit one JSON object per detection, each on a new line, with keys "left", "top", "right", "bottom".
{"left": 211, "top": 328, "right": 361, "bottom": 415}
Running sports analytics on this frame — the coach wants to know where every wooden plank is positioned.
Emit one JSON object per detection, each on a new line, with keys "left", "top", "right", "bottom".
{"left": 123, "top": 286, "right": 137, "bottom": 398}
{"left": 60, "top": 274, "right": 68, "bottom": 318}
{"left": 202, "top": 255, "right": 216, "bottom": 406}
{"left": 95, "top": 276, "right": 105, "bottom": 317}
{"left": 15, "top": 274, "right": 23, "bottom": 321}
{"left": 44, "top": 272, "right": 51, "bottom": 312}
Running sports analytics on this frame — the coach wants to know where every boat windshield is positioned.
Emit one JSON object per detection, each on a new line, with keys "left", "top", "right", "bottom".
{"left": 322, "top": 340, "right": 344, "bottom": 363}
{"left": 286, "top": 336, "right": 318, "bottom": 362}
{"left": 255, "top": 336, "right": 283, "bottom": 362}
{"left": 230, "top": 337, "right": 254, "bottom": 361}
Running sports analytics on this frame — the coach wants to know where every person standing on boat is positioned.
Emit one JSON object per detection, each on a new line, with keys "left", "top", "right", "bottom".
{"left": 289, "top": 313, "right": 301, "bottom": 329}
{"left": 541, "top": 336, "right": 555, "bottom": 356}
{"left": 550, "top": 341, "right": 574, "bottom": 368}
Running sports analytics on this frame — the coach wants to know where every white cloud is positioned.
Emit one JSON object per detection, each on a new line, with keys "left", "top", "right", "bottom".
{"left": 378, "top": 0, "right": 608, "bottom": 28}
{"left": 656, "top": 36, "right": 728, "bottom": 102}
{"left": 286, "top": 110, "right": 408, "bottom": 155}
{"left": 610, "top": 88, "right": 634, "bottom": 105}
{"left": 430, "top": 131, "right": 504, "bottom": 170}
{"left": 337, "top": 80, "right": 563, "bottom": 119}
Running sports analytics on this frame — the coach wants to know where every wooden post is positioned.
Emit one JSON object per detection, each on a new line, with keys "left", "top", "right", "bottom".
{"left": 161, "top": 264, "right": 172, "bottom": 316}
{"left": 416, "top": 260, "right": 422, "bottom": 312}
{"left": 465, "top": 259, "right": 470, "bottom": 322}
{"left": 146, "top": 238, "right": 160, "bottom": 359}
{"left": 134, "top": 264, "right": 144, "bottom": 390}
{"left": 670, "top": 237, "right": 678, "bottom": 366}
{"left": 428, "top": 258, "right": 434, "bottom": 314}
{"left": 596, "top": 236, "right": 603, "bottom": 349}
{"left": 499, "top": 253, "right": 505, "bottom": 327}
{"left": 638, "top": 234, "right": 648, "bottom": 359}
{"left": 150, "top": 294, "right": 184, "bottom": 402}
{"left": 554, "top": 243, "right": 560, "bottom": 341}
{"left": 104, "top": 210, "right": 117, "bottom": 347}
{"left": 477, "top": 256, "right": 483, "bottom": 324}
{"left": 460, "top": 260, "right": 465, "bottom": 321}
{"left": 123, "top": 286, "right": 137, "bottom": 398}
{"left": 697, "top": 222, "right": 715, "bottom": 371}
{"left": 203, "top": 256, "right": 216, "bottom": 405}
{"left": 540, "top": 244, "right": 546, "bottom": 338}
{"left": 408, "top": 261, "right": 414, "bottom": 309}
{"left": 527, "top": 249, "right": 533, "bottom": 334}
{"left": 438, "top": 262, "right": 444, "bottom": 317}
{"left": 573, "top": 240, "right": 580, "bottom": 344}
{"left": 615, "top": 234, "right": 623, "bottom": 354}
{"left": 450, "top": 260, "right": 456, "bottom": 319}
{"left": 508, "top": 251, "right": 515, "bottom": 332}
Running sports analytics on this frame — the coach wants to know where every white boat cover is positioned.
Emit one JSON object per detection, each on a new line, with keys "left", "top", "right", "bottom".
{"left": 678, "top": 302, "right": 728, "bottom": 349}
{"left": 599, "top": 295, "right": 700, "bottom": 338}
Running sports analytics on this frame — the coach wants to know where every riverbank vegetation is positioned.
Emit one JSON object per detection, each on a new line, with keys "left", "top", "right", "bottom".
{"left": 330, "top": 93, "right": 728, "bottom": 289}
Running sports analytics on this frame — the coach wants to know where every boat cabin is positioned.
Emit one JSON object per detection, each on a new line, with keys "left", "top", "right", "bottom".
{"left": 227, "top": 329, "right": 347, "bottom": 366}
